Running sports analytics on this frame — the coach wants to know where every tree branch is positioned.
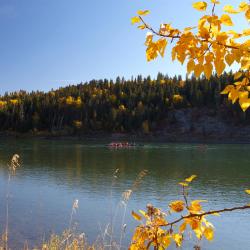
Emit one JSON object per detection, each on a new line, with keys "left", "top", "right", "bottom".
{"left": 139, "top": 16, "right": 249, "bottom": 52}
{"left": 159, "top": 205, "right": 250, "bottom": 227}
{"left": 139, "top": 16, "right": 181, "bottom": 39}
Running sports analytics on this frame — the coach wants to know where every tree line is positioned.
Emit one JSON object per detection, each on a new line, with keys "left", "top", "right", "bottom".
{"left": 0, "top": 72, "right": 248, "bottom": 134}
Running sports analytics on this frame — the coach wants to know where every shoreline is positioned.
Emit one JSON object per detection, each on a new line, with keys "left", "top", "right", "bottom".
{"left": 1, "top": 131, "right": 250, "bottom": 144}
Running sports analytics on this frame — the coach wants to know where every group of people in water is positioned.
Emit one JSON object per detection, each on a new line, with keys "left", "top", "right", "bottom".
{"left": 108, "top": 142, "right": 136, "bottom": 148}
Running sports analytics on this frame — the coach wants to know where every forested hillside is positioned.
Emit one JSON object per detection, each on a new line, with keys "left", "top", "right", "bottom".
{"left": 0, "top": 72, "right": 248, "bottom": 134}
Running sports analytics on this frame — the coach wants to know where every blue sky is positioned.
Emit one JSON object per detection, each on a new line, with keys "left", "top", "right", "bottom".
{"left": 0, "top": 0, "right": 247, "bottom": 93}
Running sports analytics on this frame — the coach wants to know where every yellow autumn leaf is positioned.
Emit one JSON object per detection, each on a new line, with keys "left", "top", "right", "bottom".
{"left": 198, "top": 54, "right": 204, "bottom": 64}
{"left": 223, "top": 5, "right": 240, "bottom": 14}
{"left": 211, "top": 0, "right": 220, "bottom": 4}
{"left": 184, "top": 26, "right": 196, "bottom": 32}
{"left": 246, "top": 8, "right": 250, "bottom": 21}
{"left": 137, "top": 10, "right": 150, "bottom": 16}
{"left": 131, "top": 16, "right": 141, "bottom": 25}
{"left": 216, "top": 32, "right": 228, "bottom": 42}
{"left": 241, "top": 57, "right": 250, "bottom": 70}
{"left": 131, "top": 211, "right": 142, "bottom": 221}
{"left": 194, "top": 64, "right": 204, "bottom": 78}
{"left": 137, "top": 25, "right": 146, "bottom": 30}
{"left": 243, "top": 28, "right": 250, "bottom": 36}
{"left": 205, "top": 52, "right": 214, "bottom": 63}
{"left": 220, "top": 14, "right": 234, "bottom": 26}
{"left": 171, "top": 48, "right": 176, "bottom": 61}
{"left": 156, "top": 38, "right": 168, "bottom": 57}
{"left": 169, "top": 200, "right": 185, "bottom": 212}
{"left": 189, "top": 200, "right": 207, "bottom": 212}
{"left": 239, "top": 2, "right": 249, "bottom": 12}
{"left": 204, "top": 63, "right": 213, "bottom": 79}
{"left": 185, "top": 175, "right": 197, "bottom": 182}
{"left": 204, "top": 227, "right": 214, "bottom": 241}
{"left": 162, "top": 235, "right": 171, "bottom": 248}
{"left": 192, "top": 1, "right": 207, "bottom": 11}
{"left": 228, "top": 88, "right": 239, "bottom": 104}
{"left": 187, "top": 217, "right": 200, "bottom": 230}
{"left": 173, "top": 234, "right": 182, "bottom": 247}
{"left": 187, "top": 59, "right": 195, "bottom": 74}
{"left": 225, "top": 53, "right": 235, "bottom": 66}
{"left": 214, "top": 59, "right": 226, "bottom": 76}
{"left": 239, "top": 91, "right": 248, "bottom": 99}
{"left": 145, "top": 32, "right": 153, "bottom": 46}
{"left": 234, "top": 81, "right": 242, "bottom": 86}
{"left": 179, "top": 222, "right": 187, "bottom": 233}
{"left": 146, "top": 42, "right": 158, "bottom": 61}
{"left": 234, "top": 71, "right": 243, "bottom": 80}
{"left": 241, "top": 99, "right": 250, "bottom": 112}
{"left": 221, "top": 85, "right": 234, "bottom": 94}
{"left": 245, "top": 189, "right": 250, "bottom": 194}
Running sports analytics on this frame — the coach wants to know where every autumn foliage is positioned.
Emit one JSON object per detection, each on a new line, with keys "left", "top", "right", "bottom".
{"left": 129, "top": 175, "right": 250, "bottom": 250}
{"left": 132, "top": 1, "right": 250, "bottom": 111}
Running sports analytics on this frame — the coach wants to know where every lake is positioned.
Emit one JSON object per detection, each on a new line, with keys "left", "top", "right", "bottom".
{"left": 0, "top": 138, "right": 249, "bottom": 249}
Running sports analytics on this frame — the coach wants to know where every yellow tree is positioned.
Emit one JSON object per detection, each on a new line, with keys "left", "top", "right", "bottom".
{"left": 132, "top": 1, "right": 250, "bottom": 110}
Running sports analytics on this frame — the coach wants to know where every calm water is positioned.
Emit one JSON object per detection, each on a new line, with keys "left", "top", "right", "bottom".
{"left": 0, "top": 139, "right": 250, "bottom": 249}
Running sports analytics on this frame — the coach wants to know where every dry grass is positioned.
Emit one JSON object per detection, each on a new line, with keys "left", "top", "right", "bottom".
{"left": 0, "top": 155, "right": 148, "bottom": 250}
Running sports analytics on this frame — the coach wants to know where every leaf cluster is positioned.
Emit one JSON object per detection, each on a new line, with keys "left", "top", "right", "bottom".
{"left": 132, "top": 1, "right": 250, "bottom": 111}
{"left": 130, "top": 175, "right": 250, "bottom": 250}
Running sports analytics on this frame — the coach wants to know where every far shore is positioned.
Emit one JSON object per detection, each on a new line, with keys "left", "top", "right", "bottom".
{"left": 1, "top": 130, "right": 250, "bottom": 145}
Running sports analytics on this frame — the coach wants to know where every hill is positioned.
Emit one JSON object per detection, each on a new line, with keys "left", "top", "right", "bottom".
{"left": 0, "top": 72, "right": 250, "bottom": 141}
